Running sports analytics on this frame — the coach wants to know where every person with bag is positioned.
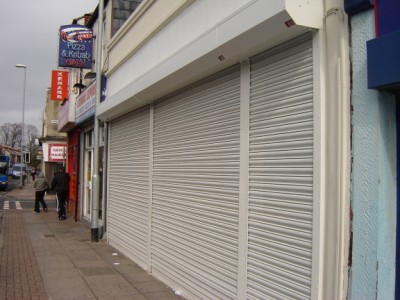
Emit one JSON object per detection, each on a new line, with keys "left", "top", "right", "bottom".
{"left": 51, "top": 166, "right": 70, "bottom": 220}
{"left": 33, "top": 172, "right": 50, "bottom": 213}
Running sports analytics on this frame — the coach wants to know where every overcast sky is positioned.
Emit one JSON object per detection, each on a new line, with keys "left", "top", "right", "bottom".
{"left": 0, "top": 0, "right": 98, "bottom": 131}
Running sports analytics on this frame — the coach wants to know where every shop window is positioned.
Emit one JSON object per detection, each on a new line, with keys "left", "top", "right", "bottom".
{"left": 85, "top": 130, "right": 94, "bottom": 148}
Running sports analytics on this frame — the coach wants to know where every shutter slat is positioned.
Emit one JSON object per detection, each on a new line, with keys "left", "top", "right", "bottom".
{"left": 152, "top": 65, "right": 240, "bottom": 299}
{"left": 248, "top": 34, "right": 313, "bottom": 299}
{"left": 108, "top": 107, "right": 150, "bottom": 269}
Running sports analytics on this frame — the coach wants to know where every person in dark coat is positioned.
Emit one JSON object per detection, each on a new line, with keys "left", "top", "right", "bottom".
{"left": 51, "top": 166, "right": 70, "bottom": 220}
{"left": 33, "top": 172, "right": 50, "bottom": 213}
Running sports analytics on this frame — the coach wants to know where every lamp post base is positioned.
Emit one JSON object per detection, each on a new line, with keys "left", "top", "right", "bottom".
{"left": 91, "top": 228, "right": 99, "bottom": 243}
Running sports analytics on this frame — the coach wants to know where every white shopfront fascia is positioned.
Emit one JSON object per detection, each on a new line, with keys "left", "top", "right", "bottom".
{"left": 97, "top": 0, "right": 322, "bottom": 122}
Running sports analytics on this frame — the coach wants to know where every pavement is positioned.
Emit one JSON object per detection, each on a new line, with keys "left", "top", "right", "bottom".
{"left": 0, "top": 182, "right": 186, "bottom": 300}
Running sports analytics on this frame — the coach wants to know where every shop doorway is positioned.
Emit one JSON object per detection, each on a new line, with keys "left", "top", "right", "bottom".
{"left": 84, "top": 148, "right": 92, "bottom": 218}
{"left": 83, "top": 130, "right": 94, "bottom": 220}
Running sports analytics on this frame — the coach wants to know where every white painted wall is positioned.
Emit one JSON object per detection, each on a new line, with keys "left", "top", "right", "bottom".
{"left": 97, "top": 0, "right": 321, "bottom": 122}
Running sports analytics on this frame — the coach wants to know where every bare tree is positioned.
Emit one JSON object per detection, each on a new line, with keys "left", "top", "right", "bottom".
{"left": 12, "top": 123, "right": 22, "bottom": 148}
{"left": 0, "top": 123, "right": 22, "bottom": 147}
{"left": 0, "top": 123, "right": 39, "bottom": 150}
{"left": 0, "top": 123, "right": 12, "bottom": 146}
{"left": 26, "top": 125, "right": 41, "bottom": 167}
{"left": 25, "top": 124, "right": 39, "bottom": 157}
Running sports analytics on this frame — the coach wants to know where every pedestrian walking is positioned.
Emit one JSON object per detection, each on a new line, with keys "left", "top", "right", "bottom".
{"left": 51, "top": 166, "right": 70, "bottom": 220}
{"left": 31, "top": 168, "right": 36, "bottom": 181}
{"left": 33, "top": 172, "right": 50, "bottom": 213}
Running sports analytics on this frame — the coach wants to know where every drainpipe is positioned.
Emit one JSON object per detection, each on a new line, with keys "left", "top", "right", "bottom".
{"left": 91, "top": 0, "right": 104, "bottom": 242}
{"left": 320, "top": 1, "right": 351, "bottom": 298}
{"left": 101, "top": 122, "right": 108, "bottom": 238}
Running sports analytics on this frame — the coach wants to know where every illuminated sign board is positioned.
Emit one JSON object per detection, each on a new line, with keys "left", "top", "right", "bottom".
{"left": 58, "top": 25, "right": 93, "bottom": 69}
{"left": 50, "top": 70, "right": 69, "bottom": 101}
{"left": 48, "top": 144, "right": 67, "bottom": 162}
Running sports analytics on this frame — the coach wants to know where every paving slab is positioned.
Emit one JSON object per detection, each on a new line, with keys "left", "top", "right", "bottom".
{"left": 0, "top": 193, "right": 186, "bottom": 300}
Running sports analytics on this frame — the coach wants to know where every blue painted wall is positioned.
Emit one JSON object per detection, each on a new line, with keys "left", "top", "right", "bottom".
{"left": 349, "top": 8, "right": 397, "bottom": 300}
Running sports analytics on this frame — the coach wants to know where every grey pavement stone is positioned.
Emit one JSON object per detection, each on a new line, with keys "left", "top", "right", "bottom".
{"left": 145, "top": 291, "right": 187, "bottom": 300}
{"left": 79, "top": 266, "right": 116, "bottom": 276}
{"left": 85, "top": 274, "right": 142, "bottom": 298}
{"left": 2, "top": 186, "right": 187, "bottom": 300}
{"left": 113, "top": 261, "right": 149, "bottom": 274}
{"left": 124, "top": 271, "right": 159, "bottom": 284}
{"left": 44, "top": 276, "right": 95, "bottom": 300}
{"left": 97, "top": 294, "right": 147, "bottom": 300}
{"left": 134, "top": 280, "right": 171, "bottom": 294}
{"left": 41, "top": 267, "right": 82, "bottom": 280}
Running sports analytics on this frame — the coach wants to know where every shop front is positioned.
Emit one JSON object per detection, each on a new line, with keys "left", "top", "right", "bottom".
{"left": 76, "top": 80, "right": 106, "bottom": 228}
{"left": 97, "top": 1, "right": 350, "bottom": 298}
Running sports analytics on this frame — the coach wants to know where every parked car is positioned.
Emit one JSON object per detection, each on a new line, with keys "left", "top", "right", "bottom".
{"left": 11, "top": 164, "right": 27, "bottom": 179}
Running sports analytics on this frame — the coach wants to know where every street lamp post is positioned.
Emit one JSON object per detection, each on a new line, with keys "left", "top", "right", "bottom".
{"left": 91, "top": 0, "right": 104, "bottom": 242}
{"left": 16, "top": 64, "right": 27, "bottom": 189}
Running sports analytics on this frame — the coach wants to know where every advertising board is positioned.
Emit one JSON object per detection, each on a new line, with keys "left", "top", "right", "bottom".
{"left": 58, "top": 24, "right": 93, "bottom": 69}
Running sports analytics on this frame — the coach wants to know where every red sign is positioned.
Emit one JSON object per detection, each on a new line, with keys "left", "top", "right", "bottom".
{"left": 51, "top": 70, "right": 69, "bottom": 101}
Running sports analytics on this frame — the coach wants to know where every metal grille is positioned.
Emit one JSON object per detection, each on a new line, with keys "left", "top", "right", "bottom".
{"left": 247, "top": 34, "right": 314, "bottom": 299}
{"left": 152, "top": 65, "right": 241, "bottom": 299}
{"left": 108, "top": 107, "right": 150, "bottom": 269}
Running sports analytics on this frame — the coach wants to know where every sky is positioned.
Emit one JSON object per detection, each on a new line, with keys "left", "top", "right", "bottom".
{"left": 0, "top": 0, "right": 98, "bottom": 131}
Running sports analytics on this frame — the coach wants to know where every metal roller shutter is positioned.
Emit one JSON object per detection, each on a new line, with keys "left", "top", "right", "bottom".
{"left": 108, "top": 107, "right": 150, "bottom": 269}
{"left": 152, "top": 65, "right": 241, "bottom": 299}
{"left": 248, "top": 34, "right": 314, "bottom": 299}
